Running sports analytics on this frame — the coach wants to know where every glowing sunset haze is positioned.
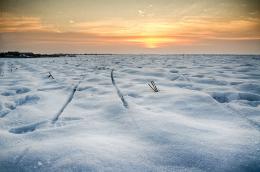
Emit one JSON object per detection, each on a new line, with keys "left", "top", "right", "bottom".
{"left": 0, "top": 0, "right": 260, "bottom": 53}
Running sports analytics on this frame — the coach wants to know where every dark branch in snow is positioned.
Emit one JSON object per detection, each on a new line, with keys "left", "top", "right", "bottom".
{"left": 48, "top": 72, "right": 54, "bottom": 79}
{"left": 148, "top": 81, "right": 159, "bottom": 92}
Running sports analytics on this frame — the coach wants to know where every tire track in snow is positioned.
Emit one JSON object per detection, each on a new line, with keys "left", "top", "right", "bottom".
{"left": 8, "top": 61, "right": 88, "bottom": 134}
{"left": 208, "top": 93, "right": 260, "bottom": 131}
{"left": 111, "top": 69, "right": 128, "bottom": 108}
{"left": 9, "top": 120, "right": 48, "bottom": 134}
{"left": 0, "top": 110, "right": 10, "bottom": 118}
{"left": 51, "top": 82, "right": 80, "bottom": 124}
{"left": 9, "top": 82, "right": 81, "bottom": 134}
{"left": 14, "top": 147, "right": 29, "bottom": 165}
{"left": 226, "top": 104, "right": 260, "bottom": 131}
{"left": 110, "top": 69, "right": 142, "bottom": 130}
{"left": 0, "top": 61, "right": 4, "bottom": 76}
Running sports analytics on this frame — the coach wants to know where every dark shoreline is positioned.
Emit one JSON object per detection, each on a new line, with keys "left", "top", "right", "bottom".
{"left": 0, "top": 51, "right": 259, "bottom": 58}
{"left": 0, "top": 52, "right": 113, "bottom": 58}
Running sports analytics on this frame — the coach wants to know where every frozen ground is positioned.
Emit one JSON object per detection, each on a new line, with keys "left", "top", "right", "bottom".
{"left": 0, "top": 54, "right": 260, "bottom": 172}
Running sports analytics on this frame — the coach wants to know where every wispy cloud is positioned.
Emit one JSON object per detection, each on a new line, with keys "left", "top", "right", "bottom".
{"left": 0, "top": 14, "right": 58, "bottom": 32}
{"left": 64, "top": 17, "right": 260, "bottom": 48}
{"left": 1, "top": 13, "right": 260, "bottom": 51}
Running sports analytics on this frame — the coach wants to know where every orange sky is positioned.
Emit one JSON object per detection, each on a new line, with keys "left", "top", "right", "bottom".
{"left": 0, "top": 0, "right": 260, "bottom": 54}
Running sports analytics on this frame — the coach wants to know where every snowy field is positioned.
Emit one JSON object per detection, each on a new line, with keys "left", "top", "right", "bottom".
{"left": 0, "top": 54, "right": 260, "bottom": 172}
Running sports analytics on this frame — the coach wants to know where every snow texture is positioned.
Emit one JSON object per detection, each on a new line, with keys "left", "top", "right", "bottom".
{"left": 0, "top": 55, "right": 260, "bottom": 172}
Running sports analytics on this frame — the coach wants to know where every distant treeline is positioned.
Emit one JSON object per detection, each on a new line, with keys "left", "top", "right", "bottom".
{"left": 0, "top": 51, "right": 113, "bottom": 58}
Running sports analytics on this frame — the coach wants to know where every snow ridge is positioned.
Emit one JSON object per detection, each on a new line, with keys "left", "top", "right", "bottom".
{"left": 9, "top": 120, "right": 48, "bottom": 134}
{"left": 51, "top": 82, "right": 80, "bottom": 124}
{"left": 111, "top": 69, "right": 128, "bottom": 108}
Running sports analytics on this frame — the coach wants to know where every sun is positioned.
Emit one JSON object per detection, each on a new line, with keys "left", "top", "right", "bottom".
{"left": 124, "top": 22, "right": 176, "bottom": 48}
{"left": 143, "top": 37, "right": 174, "bottom": 48}
{"left": 143, "top": 37, "right": 160, "bottom": 48}
{"left": 129, "top": 36, "right": 174, "bottom": 48}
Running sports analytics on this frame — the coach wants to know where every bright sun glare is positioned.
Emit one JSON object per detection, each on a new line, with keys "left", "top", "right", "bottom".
{"left": 128, "top": 37, "right": 175, "bottom": 48}
{"left": 125, "top": 22, "right": 176, "bottom": 48}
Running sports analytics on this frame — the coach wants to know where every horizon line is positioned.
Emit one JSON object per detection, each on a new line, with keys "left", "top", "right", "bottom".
{"left": 1, "top": 51, "right": 259, "bottom": 56}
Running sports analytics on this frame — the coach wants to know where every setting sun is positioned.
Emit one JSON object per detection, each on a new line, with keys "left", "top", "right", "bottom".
{"left": 143, "top": 37, "right": 161, "bottom": 48}
{"left": 127, "top": 36, "right": 175, "bottom": 48}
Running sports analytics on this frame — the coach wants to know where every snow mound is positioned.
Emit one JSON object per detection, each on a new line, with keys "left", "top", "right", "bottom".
{"left": 0, "top": 55, "right": 260, "bottom": 171}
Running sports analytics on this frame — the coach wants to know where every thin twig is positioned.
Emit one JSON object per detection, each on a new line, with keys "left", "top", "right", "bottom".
{"left": 148, "top": 81, "right": 159, "bottom": 92}
{"left": 48, "top": 72, "right": 54, "bottom": 79}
